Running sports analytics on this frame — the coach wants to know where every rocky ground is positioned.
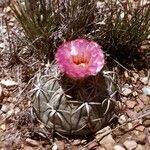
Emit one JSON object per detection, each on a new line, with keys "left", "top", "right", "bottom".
{"left": 0, "top": 3, "right": 150, "bottom": 150}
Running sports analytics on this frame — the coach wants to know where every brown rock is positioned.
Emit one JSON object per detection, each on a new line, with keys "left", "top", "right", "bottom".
{"left": 99, "top": 134, "right": 115, "bottom": 150}
{"left": 135, "top": 144, "right": 145, "bottom": 150}
{"left": 23, "top": 146, "right": 35, "bottom": 150}
{"left": 134, "top": 105, "right": 141, "bottom": 112}
{"left": 88, "top": 141, "right": 98, "bottom": 150}
{"left": 25, "top": 138, "right": 39, "bottom": 147}
{"left": 143, "top": 119, "right": 150, "bottom": 127}
{"left": 126, "top": 100, "right": 137, "bottom": 109}
{"left": 148, "top": 136, "right": 150, "bottom": 145}
{"left": 140, "top": 77, "right": 148, "bottom": 85}
{"left": 139, "top": 94, "right": 149, "bottom": 105}
{"left": 96, "top": 126, "right": 111, "bottom": 140}
{"left": 136, "top": 98, "right": 144, "bottom": 110}
{"left": 135, "top": 133, "right": 146, "bottom": 144}
{"left": 55, "top": 140, "right": 65, "bottom": 150}
{"left": 0, "top": 85, "right": 4, "bottom": 101}
{"left": 136, "top": 125, "right": 145, "bottom": 132}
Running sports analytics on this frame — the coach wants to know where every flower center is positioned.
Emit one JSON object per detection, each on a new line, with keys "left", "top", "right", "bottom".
{"left": 72, "top": 55, "right": 89, "bottom": 67}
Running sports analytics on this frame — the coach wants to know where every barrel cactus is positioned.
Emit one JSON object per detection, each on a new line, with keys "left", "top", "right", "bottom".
{"left": 32, "top": 39, "right": 116, "bottom": 135}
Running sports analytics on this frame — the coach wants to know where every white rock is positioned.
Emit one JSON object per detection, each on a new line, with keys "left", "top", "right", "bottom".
{"left": 8, "top": 22, "right": 14, "bottom": 27}
{"left": 6, "top": 109, "right": 14, "bottom": 117}
{"left": 0, "top": 43, "right": 5, "bottom": 49}
{"left": 118, "top": 115, "right": 128, "bottom": 124}
{"left": 123, "top": 140, "right": 137, "bottom": 150}
{"left": 124, "top": 71, "right": 129, "bottom": 78}
{"left": 140, "top": 77, "right": 148, "bottom": 85}
{"left": 132, "top": 91, "right": 138, "bottom": 97}
{"left": 113, "top": 145, "right": 126, "bottom": 150}
{"left": 14, "top": 107, "right": 20, "bottom": 114}
{"left": 127, "top": 123, "right": 133, "bottom": 130}
{"left": 52, "top": 143, "right": 58, "bottom": 150}
{"left": 131, "top": 72, "right": 139, "bottom": 83}
{"left": 142, "top": 86, "right": 150, "bottom": 95}
{"left": 0, "top": 79, "right": 18, "bottom": 87}
{"left": 1, "top": 104, "right": 9, "bottom": 113}
{"left": 0, "top": 124, "right": 6, "bottom": 131}
{"left": 96, "top": 1, "right": 105, "bottom": 9}
{"left": 121, "top": 84, "right": 132, "bottom": 96}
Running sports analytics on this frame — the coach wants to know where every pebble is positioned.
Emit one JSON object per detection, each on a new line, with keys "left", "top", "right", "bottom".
{"left": 81, "top": 139, "right": 86, "bottom": 144}
{"left": 0, "top": 43, "right": 5, "bottom": 49}
{"left": 118, "top": 115, "right": 128, "bottom": 124}
{"left": 72, "top": 139, "right": 81, "bottom": 145}
{"left": 126, "top": 109, "right": 139, "bottom": 119}
{"left": 99, "top": 134, "right": 115, "bottom": 149}
{"left": 96, "top": 126, "right": 111, "bottom": 140}
{"left": 135, "top": 144, "right": 145, "bottom": 150}
{"left": 14, "top": 107, "right": 20, "bottom": 114}
{"left": 148, "top": 136, "right": 150, "bottom": 145}
{"left": 0, "top": 79, "right": 18, "bottom": 87}
{"left": 127, "top": 123, "right": 133, "bottom": 130}
{"left": 124, "top": 71, "right": 129, "bottom": 78}
{"left": 4, "top": 6, "right": 11, "bottom": 13}
{"left": 123, "top": 140, "right": 137, "bottom": 150}
{"left": 1, "top": 104, "right": 9, "bottom": 113}
{"left": 142, "top": 86, "right": 150, "bottom": 95}
{"left": 126, "top": 100, "right": 137, "bottom": 109}
{"left": 113, "top": 145, "right": 126, "bottom": 150}
{"left": 97, "top": 147, "right": 106, "bottom": 150}
{"left": 52, "top": 143, "right": 57, "bottom": 150}
{"left": 143, "top": 119, "right": 150, "bottom": 127}
{"left": 55, "top": 140, "right": 65, "bottom": 150}
{"left": 96, "top": 1, "right": 105, "bottom": 9}
{"left": 25, "top": 138, "right": 39, "bottom": 147}
{"left": 134, "top": 105, "right": 141, "bottom": 112}
{"left": 23, "top": 146, "right": 34, "bottom": 150}
{"left": 136, "top": 133, "right": 146, "bottom": 144}
{"left": 136, "top": 125, "right": 145, "bottom": 132}
{"left": 139, "top": 94, "right": 149, "bottom": 104}
{"left": 88, "top": 141, "right": 98, "bottom": 150}
{"left": 121, "top": 87, "right": 132, "bottom": 96}
{"left": 8, "top": 22, "right": 14, "bottom": 27}
{"left": 0, "top": 85, "right": 4, "bottom": 100}
{"left": 6, "top": 108, "right": 14, "bottom": 117}
{"left": 131, "top": 72, "right": 139, "bottom": 83}
{"left": 0, "top": 124, "right": 6, "bottom": 131}
{"left": 136, "top": 98, "right": 144, "bottom": 110}
{"left": 140, "top": 77, "right": 148, "bottom": 85}
{"left": 132, "top": 91, "right": 138, "bottom": 97}
{"left": 9, "top": 17, "right": 16, "bottom": 22}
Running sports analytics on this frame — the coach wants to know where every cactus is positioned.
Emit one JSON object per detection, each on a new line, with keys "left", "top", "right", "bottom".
{"left": 32, "top": 64, "right": 116, "bottom": 135}
{"left": 32, "top": 39, "right": 117, "bottom": 135}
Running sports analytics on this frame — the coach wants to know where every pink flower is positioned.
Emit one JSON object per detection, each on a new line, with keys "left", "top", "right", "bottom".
{"left": 55, "top": 39, "right": 105, "bottom": 79}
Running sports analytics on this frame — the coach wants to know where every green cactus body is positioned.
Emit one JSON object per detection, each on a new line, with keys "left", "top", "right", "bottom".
{"left": 32, "top": 65, "right": 116, "bottom": 135}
